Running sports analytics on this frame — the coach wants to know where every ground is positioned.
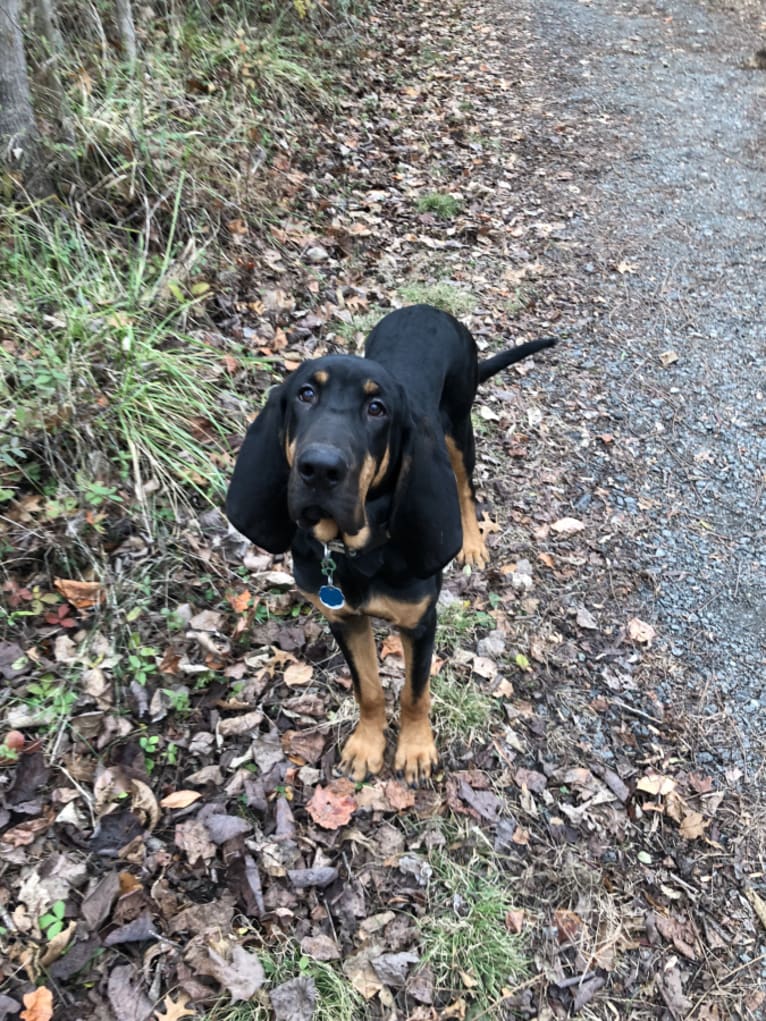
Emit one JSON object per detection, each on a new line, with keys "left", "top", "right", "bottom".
{"left": 1, "top": 0, "right": 765, "bottom": 1019}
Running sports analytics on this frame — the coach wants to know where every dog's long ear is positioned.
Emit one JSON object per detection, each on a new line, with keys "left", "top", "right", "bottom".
{"left": 389, "top": 417, "right": 462, "bottom": 579}
{"left": 226, "top": 386, "right": 296, "bottom": 553}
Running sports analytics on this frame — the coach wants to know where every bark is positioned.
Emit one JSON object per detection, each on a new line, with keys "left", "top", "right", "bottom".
{"left": 0, "top": 0, "right": 36, "bottom": 154}
{"left": 114, "top": 0, "right": 137, "bottom": 68}
{"left": 33, "top": 0, "right": 63, "bottom": 57}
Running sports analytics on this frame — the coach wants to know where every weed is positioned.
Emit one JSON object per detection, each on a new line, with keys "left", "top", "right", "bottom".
{"left": 39, "top": 900, "right": 67, "bottom": 940}
{"left": 333, "top": 307, "right": 388, "bottom": 350}
{"left": 202, "top": 943, "right": 367, "bottom": 1021}
{"left": 24, "top": 674, "right": 78, "bottom": 726}
{"left": 437, "top": 600, "right": 494, "bottom": 646}
{"left": 0, "top": 207, "right": 255, "bottom": 509}
{"left": 397, "top": 281, "right": 476, "bottom": 319}
{"left": 431, "top": 668, "right": 497, "bottom": 747}
{"left": 420, "top": 841, "right": 528, "bottom": 1005}
{"left": 416, "top": 192, "right": 463, "bottom": 219}
{"left": 139, "top": 734, "right": 161, "bottom": 773}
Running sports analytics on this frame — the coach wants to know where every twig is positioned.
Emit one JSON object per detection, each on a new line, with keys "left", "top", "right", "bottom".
{"left": 609, "top": 698, "right": 664, "bottom": 726}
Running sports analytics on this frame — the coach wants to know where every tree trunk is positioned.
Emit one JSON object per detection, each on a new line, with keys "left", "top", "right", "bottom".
{"left": 0, "top": 0, "right": 36, "bottom": 156}
{"left": 33, "top": 0, "right": 63, "bottom": 57}
{"left": 114, "top": 0, "right": 137, "bottom": 69}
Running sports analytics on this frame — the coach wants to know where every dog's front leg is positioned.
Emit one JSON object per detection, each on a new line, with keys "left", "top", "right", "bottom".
{"left": 330, "top": 615, "right": 387, "bottom": 781}
{"left": 395, "top": 605, "right": 438, "bottom": 785}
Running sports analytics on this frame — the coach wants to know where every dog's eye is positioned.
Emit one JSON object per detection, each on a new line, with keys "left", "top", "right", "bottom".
{"left": 367, "top": 398, "right": 387, "bottom": 419}
{"left": 297, "top": 385, "right": 316, "bottom": 404}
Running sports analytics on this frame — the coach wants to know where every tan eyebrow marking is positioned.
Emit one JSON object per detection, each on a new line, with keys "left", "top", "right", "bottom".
{"left": 314, "top": 370, "right": 329, "bottom": 385}
{"left": 363, "top": 379, "right": 380, "bottom": 395}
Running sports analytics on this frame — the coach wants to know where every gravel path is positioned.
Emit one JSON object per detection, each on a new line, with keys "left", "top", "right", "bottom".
{"left": 499, "top": 0, "right": 766, "bottom": 770}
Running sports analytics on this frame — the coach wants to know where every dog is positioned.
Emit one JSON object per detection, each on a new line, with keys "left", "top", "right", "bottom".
{"left": 226, "top": 304, "right": 556, "bottom": 784}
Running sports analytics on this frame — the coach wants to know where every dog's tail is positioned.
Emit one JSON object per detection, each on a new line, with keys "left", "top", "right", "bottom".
{"left": 478, "top": 337, "right": 558, "bottom": 384}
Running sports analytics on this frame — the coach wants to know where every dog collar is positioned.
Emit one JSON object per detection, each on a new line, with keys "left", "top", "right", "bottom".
{"left": 318, "top": 545, "right": 346, "bottom": 610}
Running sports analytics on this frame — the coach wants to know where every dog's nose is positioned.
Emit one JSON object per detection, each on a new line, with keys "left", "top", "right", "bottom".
{"left": 297, "top": 445, "right": 348, "bottom": 489}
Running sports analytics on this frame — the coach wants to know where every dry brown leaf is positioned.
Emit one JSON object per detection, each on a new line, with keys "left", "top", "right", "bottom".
{"left": 554, "top": 907, "right": 585, "bottom": 944}
{"left": 306, "top": 779, "right": 357, "bottom": 830}
{"left": 679, "top": 810, "right": 707, "bottom": 840}
{"left": 20, "top": 987, "right": 54, "bottom": 1021}
{"left": 226, "top": 589, "right": 252, "bottom": 614}
{"left": 627, "top": 616, "right": 656, "bottom": 644}
{"left": 746, "top": 887, "right": 766, "bottom": 931}
{"left": 636, "top": 773, "right": 676, "bottom": 798}
{"left": 505, "top": 909, "right": 525, "bottom": 934}
{"left": 283, "top": 662, "right": 313, "bottom": 687}
{"left": 551, "top": 516, "right": 585, "bottom": 535}
{"left": 384, "top": 780, "right": 416, "bottom": 811}
{"left": 154, "top": 992, "right": 196, "bottom": 1021}
{"left": 160, "top": 790, "right": 202, "bottom": 810}
{"left": 380, "top": 634, "right": 403, "bottom": 660}
{"left": 53, "top": 577, "right": 103, "bottom": 609}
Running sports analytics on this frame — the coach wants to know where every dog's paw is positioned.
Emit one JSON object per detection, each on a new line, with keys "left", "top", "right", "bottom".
{"left": 339, "top": 723, "right": 386, "bottom": 781}
{"left": 395, "top": 721, "right": 438, "bottom": 785}
{"left": 456, "top": 536, "right": 489, "bottom": 569}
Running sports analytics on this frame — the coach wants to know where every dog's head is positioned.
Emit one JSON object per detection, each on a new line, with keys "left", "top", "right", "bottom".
{"left": 226, "top": 353, "right": 461, "bottom": 577}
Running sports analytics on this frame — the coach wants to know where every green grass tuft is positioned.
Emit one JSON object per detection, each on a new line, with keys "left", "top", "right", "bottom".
{"left": 0, "top": 205, "right": 264, "bottom": 509}
{"left": 397, "top": 281, "right": 476, "bottom": 319}
{"left": 416, "top": 192, "right": 463, "bottom": 219}
{"left": 420, "top": 843, "right": 529, "bottom": 1005}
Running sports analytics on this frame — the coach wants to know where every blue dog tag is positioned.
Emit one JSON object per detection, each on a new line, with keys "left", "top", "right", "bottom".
{"left": 319, "top": 585, "right": 345, "bottom": 610}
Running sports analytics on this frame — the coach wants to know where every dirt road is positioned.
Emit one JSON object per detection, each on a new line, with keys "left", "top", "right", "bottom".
{"left": 499, "top": 0, "right": 766, "bottom": 771}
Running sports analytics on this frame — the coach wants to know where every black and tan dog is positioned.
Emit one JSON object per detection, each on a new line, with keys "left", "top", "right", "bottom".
{"left": 227, "top": 304, "right": 555, "bottom": 783}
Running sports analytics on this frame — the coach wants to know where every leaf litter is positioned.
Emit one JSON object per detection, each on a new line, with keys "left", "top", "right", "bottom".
{"left": 2, "top": 0, "right": 766, "bottom": 1017}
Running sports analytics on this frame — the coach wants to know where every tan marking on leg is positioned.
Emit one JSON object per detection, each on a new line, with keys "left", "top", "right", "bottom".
{"left": 299, "top": 594, "right": 385, "bottom": 779}
{"left": 337, "top": 616, "right": 387, "bottom": 780}
{"left": 363, "top": 593, "right": 431, "bottom": 630}
{"left": 299, "top": 589, "right": 355, "bottom": 623}
{"left": 394, "top": 632, "right": 437, "bottom": 784}
{"left": 444, "top": 434, "right": 488, "bottom": 569}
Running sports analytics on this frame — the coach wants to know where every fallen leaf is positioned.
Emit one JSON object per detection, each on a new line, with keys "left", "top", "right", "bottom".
{"left": 154, "top": 993, "right": 196, "bottom": 1021}
{"left": 627, "top": 617, "right": 656, "bottom": 644}
{"left": 53, "top": 578, "right": 103, "bottom": 609}
{"left": 551, "top": 516, "right": 585, "bottom": 535}
{"left": 283, "top": 662, "right": 313, "bottom": 687}
{"left": 160, "top": 790, "right": 202, "bottom": 810}
{"left": 204, "top": 944, "right": 265, "bottom": 1001}
{"left": 270, "top": 977, "right": 317, "bottom": 1021}
{"left": 746, "top": 887, "right": 766, "bottom": 931}
{"left": 20, "top": 987, "right": 54, "bottom": 1021}
{"left": 226, "top": 589, "right": 252, "bottom": 614}
{"left": 306, "top": 780, "right": 357, "bottom": 830}
{"left": 505, "top": 909, "right": 525, "bottom": 934}
{"left": 659, "top": 350, "right": 679, "bottom": 366}
{"left": 554, "top": 908, "right": 584, "bottom": 944}
{"left": 635, "top": 773, "right": 676, "bottom": 797}
{"left": 384, "top": 780, "right": 416, "bottom": 811}
{"left": 679, "top": 810, "right": 707, "bottom": 840}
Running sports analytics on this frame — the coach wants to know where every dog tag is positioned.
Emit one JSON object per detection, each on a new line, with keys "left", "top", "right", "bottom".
{"left": 319, "top": 585, "right": 345, "bottom": 610}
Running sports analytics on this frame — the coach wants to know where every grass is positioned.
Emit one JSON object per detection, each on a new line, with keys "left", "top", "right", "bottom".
{"left": 398, "top": 281, "right": 477, "bottom": 319}
{"left": 420, "top": 835, "right": 529, "bottom": 1008}
{"left": 202, "top": 942, "right": 367, "bottom": 1021}
{"left": 431, "top": 668, "right": 498, "bottom": 749}
{"left": 416, "top": 191, "right": 463, "bottom": 219}
{"left": 0, "top": 204, "right": 264, "bottom": 512}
